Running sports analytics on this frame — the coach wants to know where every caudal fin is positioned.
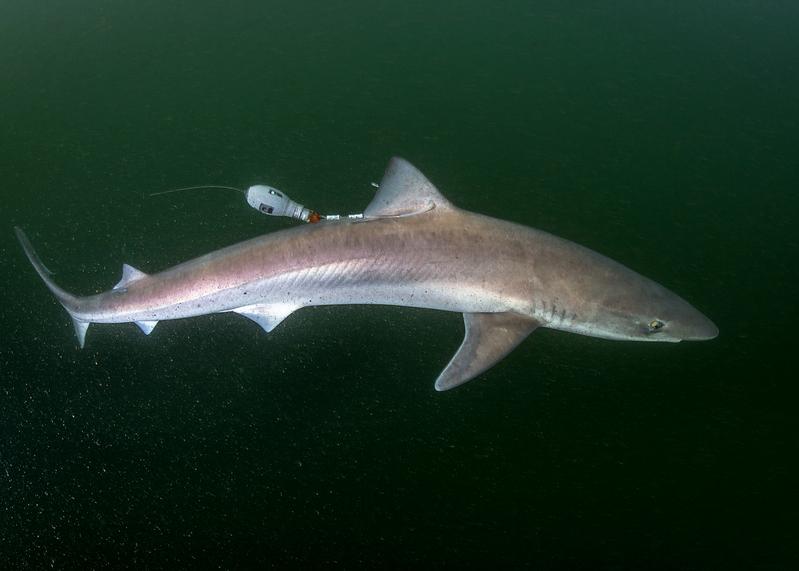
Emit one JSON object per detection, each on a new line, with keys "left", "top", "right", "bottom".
{"left": 14, "top": 227, "right": 90, "bottom": 348}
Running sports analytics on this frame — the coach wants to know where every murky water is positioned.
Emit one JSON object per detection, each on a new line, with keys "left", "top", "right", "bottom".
{"left": 1, "top": 1, "right": 796, "bottom": 567}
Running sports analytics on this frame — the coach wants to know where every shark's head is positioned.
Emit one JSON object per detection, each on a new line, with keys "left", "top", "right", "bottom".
{"left": 567, "top": 256, "right": 719, "bottom": 343}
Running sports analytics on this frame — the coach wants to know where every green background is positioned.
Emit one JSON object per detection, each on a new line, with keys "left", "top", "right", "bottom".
{"left": 1, "top": 1, "right": 795, "bottom": 568}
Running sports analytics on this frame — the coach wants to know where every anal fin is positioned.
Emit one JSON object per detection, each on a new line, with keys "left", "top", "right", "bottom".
{"left": 72, "top": 317, "right": 90, "bottom": 349}
{"left": 434, "top": 312, "right": 540, "bottom": 391}
{"left": 232, "top": 304, "right": 296, "bottom": 333}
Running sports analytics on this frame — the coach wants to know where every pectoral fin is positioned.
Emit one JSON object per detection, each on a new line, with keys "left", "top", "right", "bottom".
{"left": 434, "top": 312, "right": 540, "bottom": 391}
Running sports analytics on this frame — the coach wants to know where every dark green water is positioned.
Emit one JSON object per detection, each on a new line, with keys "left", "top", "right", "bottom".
{"left": 1, "top": 1, "right": 796, "bottom": 568}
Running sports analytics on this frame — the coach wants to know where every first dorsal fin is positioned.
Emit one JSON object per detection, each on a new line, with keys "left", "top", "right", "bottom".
{"left": 364, "top": 157, "right": 452, "bottom": 218}
{"left": 114, "top": 264, "right": 148, "bottom": 290}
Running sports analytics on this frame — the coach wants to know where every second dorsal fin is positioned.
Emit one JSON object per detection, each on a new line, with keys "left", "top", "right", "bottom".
{"left": 364, "top": 157, "right": 452, "bottom": 218}
{"left": 114, "top": 264, "right": 148, "bottom": 290}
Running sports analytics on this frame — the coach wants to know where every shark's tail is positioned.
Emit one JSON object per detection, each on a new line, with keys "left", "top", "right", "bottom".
{"left": 14, "top": 227, "right": 90, "bottom": 348}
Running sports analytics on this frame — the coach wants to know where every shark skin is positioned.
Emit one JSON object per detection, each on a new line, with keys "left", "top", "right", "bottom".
{"left": 15, "top": 157, "right": 718, "bottom": 390}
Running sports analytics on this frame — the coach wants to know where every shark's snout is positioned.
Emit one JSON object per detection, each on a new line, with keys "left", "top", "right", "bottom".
{"left": 664, "top": 297, "right": 718, "bottom": 342}
{"left": 682, "top": 312, "right": 719, "bottom": 341}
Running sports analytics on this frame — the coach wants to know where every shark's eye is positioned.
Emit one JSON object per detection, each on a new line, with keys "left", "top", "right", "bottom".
{"left": 648, "top": 319, "right": 665, "bottom": 332}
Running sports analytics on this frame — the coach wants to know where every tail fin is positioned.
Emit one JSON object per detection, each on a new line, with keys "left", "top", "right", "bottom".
{"left": 14, "top": 227, "right": 90, "bottom": 348}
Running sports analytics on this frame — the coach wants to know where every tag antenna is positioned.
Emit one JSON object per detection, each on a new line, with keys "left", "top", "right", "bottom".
{"left": 149, "top": 185, "right": 245, "bottom": 197}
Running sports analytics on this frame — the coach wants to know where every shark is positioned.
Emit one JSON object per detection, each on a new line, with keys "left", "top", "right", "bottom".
{"left": 15, "top": 157, "right": 717, "bottom": 390}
